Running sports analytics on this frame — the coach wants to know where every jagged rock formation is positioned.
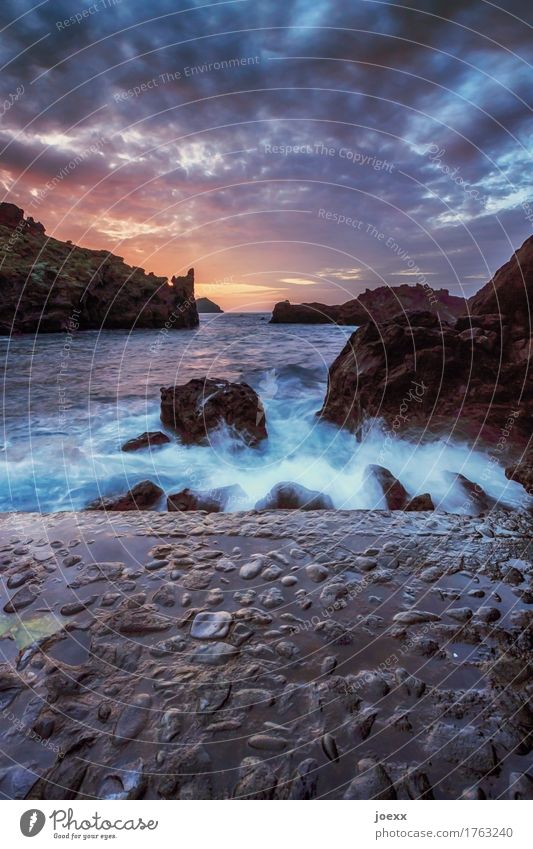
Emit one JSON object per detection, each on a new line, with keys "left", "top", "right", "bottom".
{"left": 270, "top": 283, "right": 467, "bottom": 326}
{"left": 160, "top": 377, "right": 267, "bottom": 447}
{"left": 0, "top": 202, "right": 198, "bottom": 333}
{"left": 317, "top": 236, "right": 533, "bottom": 485}
{"left": 196, "top": 297, "right": 223, "bottom": 313}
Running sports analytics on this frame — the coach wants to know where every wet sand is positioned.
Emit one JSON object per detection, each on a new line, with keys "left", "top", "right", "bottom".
{"left": 0, "top": 508, "right": 531, "bottom": 800}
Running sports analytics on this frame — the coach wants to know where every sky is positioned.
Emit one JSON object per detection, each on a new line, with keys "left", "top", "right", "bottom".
{"left": 0, "top": 0, "right": 531, "bottom": 310}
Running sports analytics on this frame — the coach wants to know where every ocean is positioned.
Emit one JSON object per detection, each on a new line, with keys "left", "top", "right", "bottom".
{"left": 0, "top": 313, "right": 528, "bottom": 513}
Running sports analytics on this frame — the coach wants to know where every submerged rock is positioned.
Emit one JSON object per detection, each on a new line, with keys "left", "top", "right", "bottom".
{"left": 87, "top": 480, "right": 164, "bottom": 511}
{"left": 406, "top": 493, "right": 435, "bottom": 511}
{"left": 121, "top": 431, "right": 170, "bottom": 452}
{"left": 167, "top": 484, "right": 247, "bottom": 513}
{"left": 160, "top": 377, "right": 267, "bottom": 446}
{"left": 255, "top": 482, "right": 333, "bottom": 510}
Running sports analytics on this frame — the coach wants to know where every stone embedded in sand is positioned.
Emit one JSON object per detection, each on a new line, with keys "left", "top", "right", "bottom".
{"left": 191, "top": 610, "right": 232, "bottom": 639}
{"left": 239, "top": 560, "right": 263, "bottom": 580}
{"left": 113, "top": 693, "right": 152, "bottom": 744}
{"left": 424, "top": 723, "right": 496, "bottom": 775}
{"left": 87, "top": 480, "right": 164, "bottom": 511}
{"left": 248, "top": 734, "right": 287, "bottom": 751}
{"left": 121, "top": 431, "right": 170, "bottom": 452}
{"left": 447, "top": 606, "right": 473, "bottom": 623}
{"left": 255, "top": 482, "right": 334, "bottom": 511}
{"left": 305, "top": 563, "right": 329, "bottom": 583}
{"left": 354, "top": 555, "right": 377, "bottom": 572}
{"left": 258, "top": 587, "right": 285, "bottom": 609}
{"left": 160, "top": 377, "right": 267, "bottom": 447}
{"left": 393, "top": 609, "right": 440, "bottom": 625}
{"left": 261, "top": 565, "right": 283, "bottom": 581}
{"left": 476, "top": 606, "right": 501, "bottom": 623}
{"left": 365, "top": 465, "right": 409, "bottom": 510}
{"left": 191, "top": 642, "right": 238, "bottom": 665}
{"left": 167, "top": 484, "right": 247, "bottom": 513}
{"left": 3, "top": 584, "right": 39, "bottom": 613}
{"left": 344, "top": 757, "right": 397, "bottom": 800}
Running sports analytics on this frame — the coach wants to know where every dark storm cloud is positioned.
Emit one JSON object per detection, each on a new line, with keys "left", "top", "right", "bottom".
{"left": 0, "top": 0, "right": 531, "bottom": 305}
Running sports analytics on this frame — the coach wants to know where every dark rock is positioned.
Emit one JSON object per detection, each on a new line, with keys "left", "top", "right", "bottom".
{"left": 0, "top": 203, "right": 198, "bottom": 334}
{"left": 255, "top": 481, "right": 333, "bottom": 510}
{"left": 405, "top": 492, "right": 435, "bottom": 511}
{"left": 160, "top": 377, "right": 267, "bottom": 446}
{"left": 167, "top": 484, "right": 247, "bottom": 512}
{"left": 234, "top": 757, "right": 277, "bottom": 799}
{"left": 344, "top": 758, "right": 397, "bottom": 800}
{"left": 87, "top": 480, "right": 164, "bottom": 511}
{"left": 505, "top": 449, "right": 533, "bottom": 494}
{"left": 365, "top": 465, "right": 409, "bottom": 510}
{"left": 121, "top": 431, "right": 170, "bottom": 452}
{"left": 443, "top": 471, "right": 495, "bottom": 514}
{"left": 113, "top": 694, "right": 152, "bottom": 744}
{"left": 317, "top": 236, "right": 533, "bottom": 449}
{"left": 3, "top": 583, "right": 39, "bottom": 613}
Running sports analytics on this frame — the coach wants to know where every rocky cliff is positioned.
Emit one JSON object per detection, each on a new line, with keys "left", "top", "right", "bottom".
{"left": 0, "top": 202, "right": 199, "bottom": 333}
{"left": 317, "top": 236, "right": 533, "bottom": 477}
{"left": 270, "top": 283, "right": 467, "bottom": 326}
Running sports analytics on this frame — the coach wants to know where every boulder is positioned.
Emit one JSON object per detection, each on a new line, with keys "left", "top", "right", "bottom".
{"left": 443, "top": 471, "right": 495, "bottom": 514}
{"left": 317, "top": 236, "right": 533, "bottom": 453}
{"left": 255, "top": 482, "right": 334, "bottom": 510}
{"left": 87, "top": 480, "right": 164, "bottom": 510}
{"left": 505, "top": 450, "right": 533, "bottom": 494}
{"left": 405, "top": 493, "right": 435, "bottom": 511}
{"left": 160, "top": 377, "right": 267, "bottom": 446}
{"left": 121, "top": 431, "right": 170, "bottom": 452}
{"left": 167, "top": 484, "right": 247, "bottom": 512}
{"left": 365, "top": 465, "right": 409, "bottom": 510}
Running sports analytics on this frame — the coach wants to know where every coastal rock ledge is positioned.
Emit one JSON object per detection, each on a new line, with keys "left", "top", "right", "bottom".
{"left": 317, "top": 235, "right": 533, "bottom": 481}
{"left": 0, "top": 202, "right": 198, "bottom": 333}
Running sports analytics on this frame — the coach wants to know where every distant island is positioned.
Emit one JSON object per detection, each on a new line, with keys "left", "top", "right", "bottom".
{"left": 270, "top": 283, "right": 467, "bottom": 325}
{"left": 196, "top": 297, "right": 223, "bottom": 313}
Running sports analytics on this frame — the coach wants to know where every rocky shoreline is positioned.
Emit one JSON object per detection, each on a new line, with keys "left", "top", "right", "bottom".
{"left": 0, "top": 203, "right": 198, "bottom": 333}
{"left": 0, "top": 508, "right": 531, "bottom": 800}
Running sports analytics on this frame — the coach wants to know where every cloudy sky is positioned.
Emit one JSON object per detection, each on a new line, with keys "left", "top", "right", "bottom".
{"left": 0, "top": 0, "right": 531, "bottom": 309}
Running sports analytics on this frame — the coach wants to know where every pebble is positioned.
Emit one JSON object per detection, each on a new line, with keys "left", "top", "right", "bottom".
{"left": 262, "top": 565, "right": 283, "bottom": 581}
{"left": 281, "top": 575, "right": 298, "bottom": 587}
{"left": 248, "top": 734, "right": 287, "bottom": 751}
{"left": 258, "top": 587, "right": 285, "bottom": 609}
{"left": 239, "top": 561, "right": 263, "bottom": 580}
{"left": 191, "top": 610, "right": 232, "bottom": 639}
{"left": 354, "top": 556, "right": 377, "bottom": 572}
{"left": 476, "top": 606, "right": 501, "bottom": 623}
{"left": 393, "top": 609, "right": 440, "bottom": 625}
{"left": 305, "top": 563, "right": 329, "bottom": 583}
